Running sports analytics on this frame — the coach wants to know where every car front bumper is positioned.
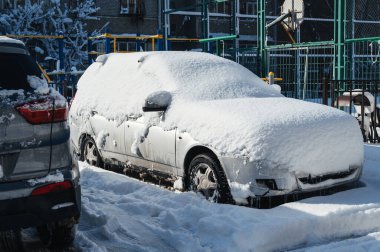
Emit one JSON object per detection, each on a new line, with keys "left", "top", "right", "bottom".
{"left": 219, "top": 156, "right": 363, "bottom": 200}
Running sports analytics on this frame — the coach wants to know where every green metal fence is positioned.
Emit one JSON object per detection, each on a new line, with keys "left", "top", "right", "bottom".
{"left": 266, "top": 43, "right": 334, "bottom": 102}
{"left": 346, "top": 38, "right": 380, "bottom": 80}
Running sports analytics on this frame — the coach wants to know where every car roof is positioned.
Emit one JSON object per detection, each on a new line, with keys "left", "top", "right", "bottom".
{"left": 0, "top": 36, "right": 28, "bottom": 55}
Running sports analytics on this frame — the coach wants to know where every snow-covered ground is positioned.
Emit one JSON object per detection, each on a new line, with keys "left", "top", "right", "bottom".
{"left": 75, "top": 144, "right": 380, "bottom": 252}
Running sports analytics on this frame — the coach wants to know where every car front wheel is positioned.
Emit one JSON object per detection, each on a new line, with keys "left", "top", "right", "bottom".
{"left": 81, "top": 137, "right": 103, "bottom": 167}
{"left": 187, "top": 154, "right": 233, "bottom": 204}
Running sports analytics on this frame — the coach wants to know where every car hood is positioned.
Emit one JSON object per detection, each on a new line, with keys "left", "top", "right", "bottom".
{"left": 163, "top": 97, "right": 364, "bottom": 176}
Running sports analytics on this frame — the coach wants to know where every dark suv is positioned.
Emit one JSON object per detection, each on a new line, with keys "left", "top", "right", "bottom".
{"left": 0, "top": 37, "right": 80, "bottom": 249}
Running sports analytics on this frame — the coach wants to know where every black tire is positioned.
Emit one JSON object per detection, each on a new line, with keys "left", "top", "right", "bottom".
{"left": 0, "top": 229, "right": 23, "bottom": 252}
{"left": 37, "top": 222, "right": 76, "bottom": 248}
{"left": 81, "top": 137, "right": 103, "bottom": 167}
{"left": 187, "top": 154, "right": 234, "bottom": 204}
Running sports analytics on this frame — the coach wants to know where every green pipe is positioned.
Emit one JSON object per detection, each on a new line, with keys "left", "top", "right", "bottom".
{"left": 199, "top": 35, "right": 237, "bottom": 43}
{"left": 345, "top": 37, "right": 380, "bottom": 43}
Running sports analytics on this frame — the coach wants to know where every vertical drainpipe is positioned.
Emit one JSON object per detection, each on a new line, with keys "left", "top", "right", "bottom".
{"left": 257, "top": 0, "right": 267, "bottom": 77}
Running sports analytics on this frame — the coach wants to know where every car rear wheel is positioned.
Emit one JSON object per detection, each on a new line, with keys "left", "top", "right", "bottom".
{"left": 0, "top": 229, "right": 22, "bottom": 252}
{"left": 81, "top": 137, "right": 103, "bottom": 167}
{"left": 37, "top": 221, "right": 76, "bottom": 248}
{"left": 187, "top": 154, "right": 233, "bottom": 204}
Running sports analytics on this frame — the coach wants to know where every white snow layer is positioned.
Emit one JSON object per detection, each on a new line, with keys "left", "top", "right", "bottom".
{"left": 71, "top": 51, "right": 363, "bottom": 175}
{"left": 27, "top": 170, "right": 64, "bottom": 186}
{"left": 75, "top": 144, "right": 380, "bottom": 252}
{"left": 0, "top": 36, "right": 25, "bottom": 45}
{"left": 27, "top": 75, "right": 50, "bottom": 94}
{"left": 71, "top": 51, "right": 280, "bottom": 121}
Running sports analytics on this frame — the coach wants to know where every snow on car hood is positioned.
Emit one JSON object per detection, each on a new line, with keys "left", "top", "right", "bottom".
{"left": 70, "top": 51, "right": 281, "bottom": 123}
{"left": 163, "top": 97, "right": 364, "bottom": 176}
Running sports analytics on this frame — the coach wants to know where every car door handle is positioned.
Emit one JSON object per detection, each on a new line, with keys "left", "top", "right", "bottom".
{"left": 91, "top": 110, "right": 98, "bottom": 116}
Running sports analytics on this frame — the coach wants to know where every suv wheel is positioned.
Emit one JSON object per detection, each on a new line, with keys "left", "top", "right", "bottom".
{"left": 187, "top": 154, "right": 233, "bottom": 204}
{"left": 81, "top": 137, "right": 103, "bottom": 167}
{"left": 37, "top": 221, "right": 75, "bottom": 248}
{"left": 0, "top": 230, "right": 22, "bottom": 252}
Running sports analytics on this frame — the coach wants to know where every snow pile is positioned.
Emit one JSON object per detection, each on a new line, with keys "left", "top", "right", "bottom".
{"left": 27, "top": 75, "right": 49, "bottom": 94}
{"left": 76, "top": 144, "right": 380, "bottom": 251}
{"left": 229, "top": 181, "right": 255, "bottom": 204}
{"left": 27, "top": 170, "right": 64, "bottom": 186}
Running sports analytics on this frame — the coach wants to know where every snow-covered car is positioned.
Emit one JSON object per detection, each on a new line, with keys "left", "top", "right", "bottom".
{"left": 0, "top": 37, "right": 80, "bottom": 249}
{"left": 70, "top": 51, "right": 363, "bottom": 205}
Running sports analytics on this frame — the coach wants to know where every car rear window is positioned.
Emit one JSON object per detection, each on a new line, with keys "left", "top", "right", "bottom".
{"left": 0, "top": 53, "right": 42, "bottom": 90}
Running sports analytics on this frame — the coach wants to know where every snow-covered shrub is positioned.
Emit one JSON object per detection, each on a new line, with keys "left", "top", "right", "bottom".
{"left": 0, "top": 0, "right": 99, "bottom": 72}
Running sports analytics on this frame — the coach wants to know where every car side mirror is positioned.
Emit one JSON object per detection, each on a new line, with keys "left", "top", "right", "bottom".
{"left": 142, "top": 91, "right": 172, "bottom": 112}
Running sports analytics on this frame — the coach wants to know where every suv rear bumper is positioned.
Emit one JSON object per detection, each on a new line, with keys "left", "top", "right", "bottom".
{"left": 0, "top": 184, "right": 81, "bottom": 231}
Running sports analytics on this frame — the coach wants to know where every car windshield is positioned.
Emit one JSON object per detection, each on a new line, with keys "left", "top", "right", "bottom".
{"left": 0, "top": 53, "right": 41, "bottom": 90}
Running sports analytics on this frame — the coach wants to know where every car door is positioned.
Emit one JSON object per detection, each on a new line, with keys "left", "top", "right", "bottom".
{"left": 124, "top": 116, "right": 177, "bottom": 175}
{"left": 89, "top": 114, "right": 128, "bottom": 163}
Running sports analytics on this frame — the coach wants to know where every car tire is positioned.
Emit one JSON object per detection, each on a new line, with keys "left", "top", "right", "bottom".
{"left": 187, "top": 154, "right": 234, "bottom": 204}
{"left": 81, "top": 137, "right": 103, "bottom": 167}
{"left": 0, "top": 229, "right": 22, "bottom": 252}
{"left": 37, "top": 221, "right": 76, "bottom": 248}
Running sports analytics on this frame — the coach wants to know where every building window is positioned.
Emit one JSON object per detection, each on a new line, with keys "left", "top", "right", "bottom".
{"left": 120, "top": 0, "right": 136, "bottom": 15}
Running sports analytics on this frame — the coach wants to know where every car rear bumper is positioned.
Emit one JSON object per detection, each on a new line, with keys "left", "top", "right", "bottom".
{"left": 0, "top": 183, "right": 81, "bottom": 231}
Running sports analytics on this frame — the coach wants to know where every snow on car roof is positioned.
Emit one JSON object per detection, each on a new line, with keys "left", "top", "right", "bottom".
{"left": 0, "top": 36, "right": 25, "bottom": 46}
{"left": 72, "top": 51, "right": 282, "bottom": 120}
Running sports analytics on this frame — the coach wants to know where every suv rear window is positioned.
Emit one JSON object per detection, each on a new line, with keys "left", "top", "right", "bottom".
{"left": 0, "top": 53, "right": 42, "bottom": 90}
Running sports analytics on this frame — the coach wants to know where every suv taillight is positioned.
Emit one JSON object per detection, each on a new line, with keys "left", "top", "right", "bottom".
{"left": 31, "top": 181, "right": 73, "bottom": 196}
{"left": 16, "top": 99, "right": 68, "bottom": 124}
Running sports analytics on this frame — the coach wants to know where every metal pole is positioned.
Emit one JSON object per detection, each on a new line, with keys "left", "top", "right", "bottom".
{"left": 334, "top": 0, "right": 346, "bottom": 82}
{"left": 162, "top": 0, "right": 169, "bottom": 51}
{"left": 201, "top": 0, "right": 209, "bottom": 52}
{"left": 58, "top": 31, "right": 64, "bottom": 89}
{"left": 230, "top": 0, "right": 238, "bottom": 62}
{"left": 296, "top": 29, "right": 301, "bottom": 99}
{"left": 351, "top": 0, "right": 355, "bottom": 80}
{"left": 257, "top": 0, "right": 267, "bottom": 77}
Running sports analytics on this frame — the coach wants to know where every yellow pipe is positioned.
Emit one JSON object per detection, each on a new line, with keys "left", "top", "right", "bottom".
{"left": 152, "top": 38, "right": 155, "bottom": 51}
{"left": 113, "top": 37, "right": 117, "bottom": 52}
{"left": 7, "top": 34, "right": 64, "bottom": 39}
{"left": 37, "top": 63, "right": 52, "bottom": 83}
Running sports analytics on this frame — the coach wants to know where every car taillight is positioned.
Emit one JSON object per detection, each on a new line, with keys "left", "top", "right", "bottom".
{"left": 16, "top": 99, "right": 68, "bottom": 124}
{"left": 31, "top": 181, "right": 73, "bottom": 196}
